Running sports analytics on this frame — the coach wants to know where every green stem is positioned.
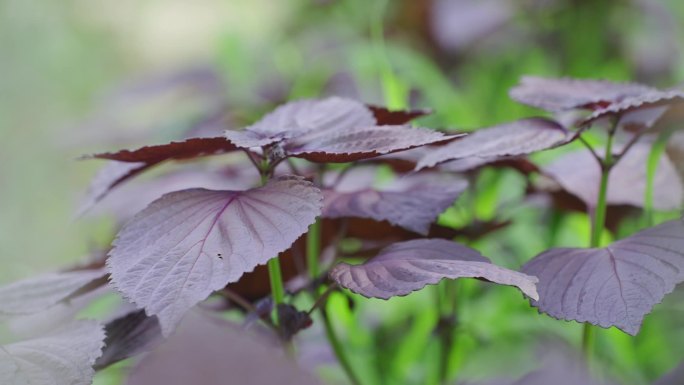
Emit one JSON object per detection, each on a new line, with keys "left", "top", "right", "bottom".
{"left": 582, "top": 119, "right": 618, "bottom": 358}
{"left": 321, "top": 307, "right": 363, "bottom": 385}
{"left": 644, "top": 130, "right": 673, "bottom": 227}
{"left": 259, "top": 158, "right": 286, "bottom": 327}
{"left": 307, "top": 219, "right": 322, "bottom": 279}
{"left": 267, "top": 258, "right": 286, "bottom": 318}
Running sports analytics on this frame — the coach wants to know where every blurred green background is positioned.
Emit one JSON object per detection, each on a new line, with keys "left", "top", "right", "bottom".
{"left": 1, "top": 0, "right": 684, "bottom": 384}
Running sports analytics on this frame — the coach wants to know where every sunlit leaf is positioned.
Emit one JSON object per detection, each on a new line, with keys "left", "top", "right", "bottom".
{"left": 0, "top": 269, "right": 107, "bottom": 319}
{"left": 509, "top": 76, "right": 655, "bottom": 112}
{"left": 542, "top": 143, "right": 683, "bottom": 210}
{"left": 330, "top": 239, "right": 538, "bottom": 300}
{"left": 416, "top": 118, "right": 570, "bottom": 170}
{"left": 107, "top": 176, "right": 322, "bottom": 335}
{"left": 0, "top": 321, "right": 105, "bottom": 385}
{"left": 126, "top": 312, "right": 322, "bottom": 385}
{"left": 323, "top": 169, "right": 468, "bottom": 234}
{"left": 94, "top": 310, "right": 162, "bottom": 370}
{"left": 522, "top": 219, "right": 684, "bottom": 335}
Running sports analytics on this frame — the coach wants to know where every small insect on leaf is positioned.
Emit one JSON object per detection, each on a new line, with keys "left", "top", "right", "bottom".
{"left": 522, "top": 219, "right": 684, "bottom": 335}
{"left": 107, "top": 176, "right": 322, "bottom": 335}
{"left": 330, "top": 239, "right": 538, "bottom": 300}
{"left": 0, "top": 321, "right": 105, "bottom": 385}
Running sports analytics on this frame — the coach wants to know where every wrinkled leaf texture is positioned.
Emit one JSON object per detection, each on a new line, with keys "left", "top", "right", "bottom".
{"left": 107, "top": 176, "right": 322, "bottom": 335}
{"left": 522, "top": 219, "right": 684, "bottom": 335}
{"left": 0, "top": 321, "right": 105, "bottom": 385}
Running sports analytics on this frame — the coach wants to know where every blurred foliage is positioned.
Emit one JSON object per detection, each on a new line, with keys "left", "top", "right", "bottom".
{"left": 2, "top": 0, "right": 684, "bottom": 384}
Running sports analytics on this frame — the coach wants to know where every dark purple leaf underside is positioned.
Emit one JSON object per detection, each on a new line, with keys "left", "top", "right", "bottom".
{"left": 509, "top": 76, "right": 655, "bottom": 112}
{"left": 89, "top": 136, "right": 239, "bottom": 164}
{"left": 94, "top": 310, "right": 162, "bottom": 370}
{"left": 322, "top": 171, "right": 468, "bottom": 235}
{"left": 542, "top": 143, "right": 683, "bottom": 210}
{"left": 368, "top": 105, "right": 431, "bottom": 125}
{"left": 330, "top": 239, "right": 538, "bottom": 300}
{"left": 522, "top": 219, "right": 684, "bottom": 335}
{"left": 107, "top": 176, "right": 322, "bottom": 335}
{"left": 416, "top": 118, "right": 570, "bottom": 170}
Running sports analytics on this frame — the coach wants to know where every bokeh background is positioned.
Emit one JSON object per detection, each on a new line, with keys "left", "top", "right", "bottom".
{"left": 1, "top": 0, "right": 684, "bottom": 384}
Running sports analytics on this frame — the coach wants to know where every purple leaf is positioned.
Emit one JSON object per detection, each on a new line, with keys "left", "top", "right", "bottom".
{"left": 667, "top": 131, "right": 684, "bottom": 185}
{"left": 509, "top": 76, "right": 655, "bottom": 112}
{"left": 0, "top": 321, "right": 105, "bottom": 385}
{"left": 416, "top": 118, "right": 570, "bottom": 170}
{"left": 322, "top": 169, "right": 468, "bottom": 235}
{"left": 107, "top": 176, "right": 322, "bottom": 335}
{"left": 81, "top": 137, "right": 241, "bottom": 210}
{"left": 77, "top": 161, "right": 148, "bottom": 216}
{"left": 582, "top": 90, "right": 684, "bottom": 126}
{"left": 224, "top": 97, "right": 452, "bottom": 162}
{"left": 88, "top": 136, "right": 239, "bottom": 164}
{"left": 126, "top": 312, "right": 322, "bottom": 385}
{"left": 542, "top": 143, "right": 683, "bottom": 210}
{"left": 0, "top": 269, "right": 107, "bottom": 319}
{"left": 94, "top": 310, "right": 162, "bottom": 370}
{"left": 286, "top": 125, "right": 456, "bottom": 163}
{"left": 225, "top": 97, "right": 376, "bottom": 148}
{"left": 330, "top": 239, "right": 538, "bottom": 300}
{"left": 522, "top": 219, "right": 684, "bottom": 335}
{"left": 654, "top": 362, "right": 684, "bottom": 385}
{"left": 368, "top": 105, "right": 431, "bottom": 125}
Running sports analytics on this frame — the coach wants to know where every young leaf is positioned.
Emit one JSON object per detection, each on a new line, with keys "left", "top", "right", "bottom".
{"left": 285, "top": 125, "right": 457, "bottom": 163}
{"left": 0, "top": 321, "right": 105, "bottom": 385}
{"left": 94, "top": 310, "right": 162, "bottom": 370}
{"left": 0, "top": 269, "right": 107, "bottom": 319}
{"left": 127, "top": 312, "right": 322, "bottom": 385}
{"left": 542, "top": 143, "right": 683, "bottom": 210}
{"left": 509, "top": 76, "right": 655, "bottom": 112}
{"left": 323, "top": 170, "right": 468, "bottom": 235}
{"left": 330, "top": 239, "right": 538, "bottom": 300}
{"left": 107, "top": 176, "right": 322, "bottom": 335}
{"left": 225, "top": 97, "right": 376, "bottom": 148}
{"left": 416, "top": 118, "right": 570, "bottom": 170}
{"left": 224, "top": 97, "right": 452, "bottom": 162}
{"left": 522, "top": 219, "right": 684, "bottom": 335}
